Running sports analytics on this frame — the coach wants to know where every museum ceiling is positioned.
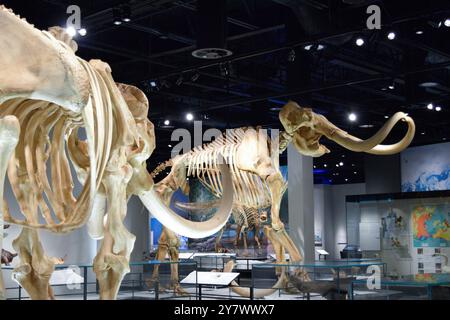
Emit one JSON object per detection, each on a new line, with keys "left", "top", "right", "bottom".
{"left": 4, "top": 0, "right": 450, "bottom": 185}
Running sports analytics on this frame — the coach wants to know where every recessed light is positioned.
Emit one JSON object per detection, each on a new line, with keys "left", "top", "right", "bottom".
{"left": 427, "top": 103, "right": 434, "bottom": 110}
{"left": 444, "top": 18, "right": 450, "bottom": 27}
{"left": 354, "top": 171, "right": 357, "bottom": 174}
{"left": 339, "top": 162, "right": 344, "bottom": 166}
{"left": 384, "top": 115, "right": 389, "bottom": 119}
{"left": 387, "top": 32, "right": 396, "bottom": 40}
{"left": 168, "top": 144, "right": 172, "bottom": 148}
{"left": 164, "top": 120, "right": 170, "bottom": 126}
{"left": 355, "top": 38, "right": 365, "bottom": 46}
{"left": 421, "top": 132, "right": 426, "bottom": 135}
{"left": 416, "top": 30, "right": 424, "bottom": 35}
{"left": 186, "top": 113, "right": 194, "bottom": 121}
{"left": 304, "top": 44, "right": 313, "bottom": 51}
{"left": 78, "top": 28, "right": 87, "bottom": 36}
{"left": 345, "top": 178, "right": 349, "bottom": 182}
{"left": 435, "top": 106, "right": 442, "bottom": 112}
{"left": 324, "top": 164, "right": 327, "bottom": 168}
{"left": 348, "top": 113, "right": 357, "bottom": 122}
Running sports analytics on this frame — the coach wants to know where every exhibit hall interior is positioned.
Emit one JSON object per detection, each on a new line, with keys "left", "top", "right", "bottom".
{"left": 1, "top": 0, "right": 450, "bottom": 307}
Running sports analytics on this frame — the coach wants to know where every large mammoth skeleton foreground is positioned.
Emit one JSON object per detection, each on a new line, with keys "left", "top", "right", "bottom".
{"left": 150, "top": 100, "right": 415, "bottom": 298}
{"left": 0, "top": 5, "right": 233, "bottom": 300}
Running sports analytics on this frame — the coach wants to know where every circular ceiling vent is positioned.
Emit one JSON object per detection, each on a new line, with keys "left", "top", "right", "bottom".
{"left": 192, "top": 48, "right": 233, "bottom": 60}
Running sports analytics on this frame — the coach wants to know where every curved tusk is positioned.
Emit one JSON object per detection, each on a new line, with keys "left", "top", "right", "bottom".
{"left": 224, "top": 261, "right": 287, "bottom": 298}
{"left": 324, "top": 112, "right": 415, "bottom": 154}
{"left": 138, "top": 159, "right": 233, "bottom": 239}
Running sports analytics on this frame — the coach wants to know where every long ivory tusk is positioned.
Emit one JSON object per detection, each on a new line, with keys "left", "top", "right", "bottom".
{"left": 139, "top": 158, "right": 233, "bottom": 239}
{"left": 0, "top": 116, "right": 20, "bottom": 300}
{"left": 224, "top": 261, "right": 287, "bottom": 298}
{"left": 325, "top": 112, "right": 415, "bottom": 154}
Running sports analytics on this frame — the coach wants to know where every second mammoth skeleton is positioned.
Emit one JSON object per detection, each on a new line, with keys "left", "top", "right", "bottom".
{"left": 150, "top": 101, "right": 415, "bottom": 297}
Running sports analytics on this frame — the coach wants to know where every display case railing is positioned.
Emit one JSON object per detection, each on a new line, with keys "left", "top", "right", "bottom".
{"left": 349, "top": 273, "right": 450, "bottom": 300}
{"left": 251, "top": 260, "right": 387, "bottom": 300}
{"left": 2, "top": 260, "right": 198, "bottom": 300}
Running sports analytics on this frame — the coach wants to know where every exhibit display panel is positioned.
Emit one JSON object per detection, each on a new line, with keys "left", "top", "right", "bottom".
{"left": 251, "top": 261, "right": 386, "bottom": 300}
{"left": 346, "top": 191, "right": 450, "bottom": 276}
{"left": 350, "top": 273, "right": 450, "bottom": 300}
{"left": 2, "top": 261, "right": 197, "bottom": 300}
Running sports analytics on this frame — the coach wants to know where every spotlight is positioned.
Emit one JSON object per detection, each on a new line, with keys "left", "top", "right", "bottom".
{"left": 387, "top": 31, "right": 396, "bottom": 40}
{"left": 348, "top": 113, "right": 357, "bottom": 122}
{"left": 444, "top": 18, "right": 450, "bottom": 27}
{"left": 435, "top": 106, "right": 442, "bottom": 112}
{"left": 113, "top": 8, "right": 122, "bottom": 25}
{"left": 186, "top": 113, "right": 194, "bottom": 121}
{"left": 191, "top": 73, "right": 200, "bottom": 82}
{"left": 176, "top": 75, "right": 184, "bottom": 86}
{"left": 65, "top": 26, "right": 76, "bottom": 37}
{"left": 304, "top": 44, "right": 313, "bottom": 51}
{"left": 164, "top": 120, "right": 170, "bottom": 126}
{"left": 287, "top": 49, "right": 296, "bottom": 62}
{"left": 168, "top": 144, "right": 172, "bottom": 148}
{"left": 384, "top": 115, "right": 389, "bottom": 119}
{"left": 121, "top": 5, "right": 132, "bottom": 22}
{"left": 339, "top": 162, "right": 344, "bottom": 166}
{"left": 220, "top": 63, "right": 230, "bottom": 77}
{"left": 415, "top": 30, "right": 424, "bottom": 35}
{"left": 78, "top": 28, "right": 87, "bottom": 36}
{"left": 427, "top": 103, "right": 434, "bottom": 110}
{"left": 388, "top": 83, "right": 395, "bottom": 90}
{"left": 355, "top": 37, "right": 365, "bottom": 46}
{"left": 317, "top": 44, "right": 325, "bottom": 51}
{"left": 324, "top": 164, "right": 327, "bottom": 168}
{"left": 150, "top": 81, "right": 157, "bottom": 88}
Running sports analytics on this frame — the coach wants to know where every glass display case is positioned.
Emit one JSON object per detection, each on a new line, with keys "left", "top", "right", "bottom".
{"left": 350, "top": 273, "right": 450, "bottom": 300}
{"left": 346, "top": 190, "right": 450, "bottom": 276}
{"left": 2, "top": 260, "right": 197, "bottom": 300}
{"left": 191, "top": 252, "right": 236, "bottom": 270}
{"left": 251, "top": 260, "right": 386, "bottom": 300}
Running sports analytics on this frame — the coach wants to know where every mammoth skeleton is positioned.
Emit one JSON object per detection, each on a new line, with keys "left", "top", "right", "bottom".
{"left": 0, "top": 5, "right": 233, "bottom": 300}
{"left": 150, "top": 101, "right": 415, "bottom": 298}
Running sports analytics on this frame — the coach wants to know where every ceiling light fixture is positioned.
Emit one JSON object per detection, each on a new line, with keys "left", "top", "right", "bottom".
{"left": 435, "top": 106, "right": 442, "bottom": 112}
{"left": 186, "top": 113, "right": 194, "bottom": 121}
{"left": 427, "top": 103, "right": 434, "bottom": 110}
{"left": 287, "top": 49, "right": 296, "bottom": 62}
{"left": 78, "top": 28, "right": 87, "bottom": 36}
{"left": 387, "top": 31, "right": 396, "bottom": 40}
{"left": 121, "top": 4, "right": 132, "bottom": 22}
{"left": 113, "top": 8, "right": 122, "bottom": 25}
{"left": 355, "top": 37, "right": 365, "bottom": 46}
{"left": 339, "top": 162, "right": 344, "bottom": 166}
{"left": 444, "top": 18, "right": 450, "bottom": 27}
{"left": 164, "top": 120, "right": 170, "bottom": 126}
{"left": 348, "top": 113, "right": 357, "bottom": 122}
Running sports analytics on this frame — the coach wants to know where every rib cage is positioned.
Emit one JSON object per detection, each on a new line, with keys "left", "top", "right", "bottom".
{"left": 232, "top": 205, "right": 259, "bottom": 230}
{"left": 182, "top": 127, "right": 274, "bottom": 209}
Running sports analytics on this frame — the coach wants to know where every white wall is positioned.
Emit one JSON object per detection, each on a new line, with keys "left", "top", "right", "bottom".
{"left": 313, "top": 183, "right": 366, "bottom": 259}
